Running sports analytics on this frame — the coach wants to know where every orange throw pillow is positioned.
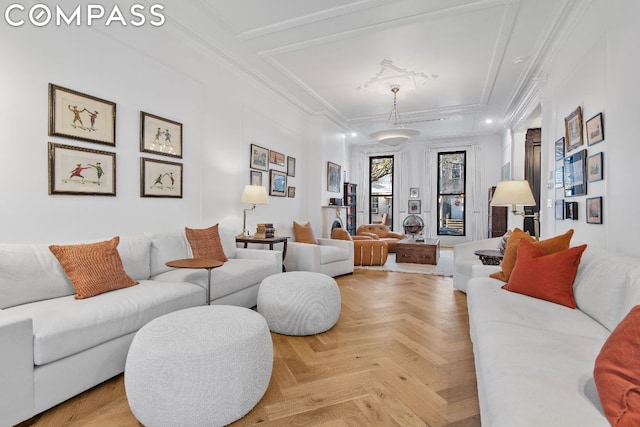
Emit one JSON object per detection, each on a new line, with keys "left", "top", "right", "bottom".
{"left": 185, "top": 224, "right": 228, "bottom": 262}
{"left": 489, "top": 228, "right": 574, "bottom": 282}
{"left": 502, "top": 239, "right": 587, "bottom": 308}
{"left": 49, "top": 237, "right": 138, "bottom": 299}
{"left": 293, "top": 221, "right": 318, "bottom": 244}
{"left": 595, "top": 305, "right": 640, "bottom": 427}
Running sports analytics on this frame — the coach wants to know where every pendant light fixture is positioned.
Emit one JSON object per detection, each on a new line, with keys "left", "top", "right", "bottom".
{"left": 370, "top": 86, "right": 420, "bottom": 146}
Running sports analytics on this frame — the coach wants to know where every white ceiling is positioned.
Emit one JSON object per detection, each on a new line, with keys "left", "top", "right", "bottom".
{"left": 165, "top": 0, "right": 568, "bottom": 145}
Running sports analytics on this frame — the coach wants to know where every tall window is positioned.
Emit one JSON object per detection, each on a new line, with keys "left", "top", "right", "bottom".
{"left": 437, "top": 151, "right": 466, "bottom": 236}
{"left": 369, "top": 156, "right": 394, "bottom": 229}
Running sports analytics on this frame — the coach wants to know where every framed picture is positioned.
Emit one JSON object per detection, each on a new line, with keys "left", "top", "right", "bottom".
{"left": 269, "top": 169, "right": 287, "bottom": 197}
{"left": 564, "top": 150, "right": 587, "bottom": 197}
{"left": 586, "top": 113, "right": 604, "bottom": 146}
{"left": 555, "top": 199, "right": 565, "bottom": 220}
{"left": 408, "top": 199, "right": 421, "bottom": 214}
{"left": 270, "top": 150, "right": 285, "bottom": 167}
{"left": 48, "top": 142, "right": 115, "bottom": 196}
{"left": 555, "top": 137, "right": 565, "bottom": 161}
{"left": 587, "top": 152, "right": 603, "bottom": 182}
{"left": 555, "top": 166, "right": 564, "bottom": 189}
{"left": 250, "top": 144, "right": 269, "bottom": 171}
{"left": 327, "top": 162, "right": 341, "bottom": 193}
{"left": 48, "top": 83, "right": 116, "bottom": 146}
{"left": 565, "top": 201, "right": 578, "bottom": 220}
{"left": 250, "top": 170, "right": 262, "bottom": 186}
{"left": 409, "top": 188, "right": 420, "bottom": 198}
{"left": 140, "top": 157, "right": 182, "bottom": 198}
{"left": 140, "top": 111, "right": 183, "bottom": 158}
{"left": 287, "top": 156, "right": 296, "bottom": 177}
{"left": 586, "top": 196, "right": 603, "bottom": 224}
{"left": 287, "top": 186, "right": 296, "bottom": 198}
{"left": 564, "top": 106, "right": 584, "bottom": 152}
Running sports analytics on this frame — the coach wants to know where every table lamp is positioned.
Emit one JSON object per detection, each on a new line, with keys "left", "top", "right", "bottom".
{"left": 239, "top": 185, "right": 268, "bottom": 237}
{"left": 491, "top": 180, "right": 539, "bottom": 240}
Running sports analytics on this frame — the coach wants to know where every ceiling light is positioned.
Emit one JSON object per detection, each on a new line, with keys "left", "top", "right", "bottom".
{"left": 350, "top": 132, "right": 357, "bottom": 137}
{"left": 369, "top": 86, "right": 420, "bottom": 146}
{"left": 485, "top": 119, "right": 493, "bottom": 124}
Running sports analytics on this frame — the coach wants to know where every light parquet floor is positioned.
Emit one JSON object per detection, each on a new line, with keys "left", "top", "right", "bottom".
{"left": 23, "top": 267, "right": 480, "bottom": 427}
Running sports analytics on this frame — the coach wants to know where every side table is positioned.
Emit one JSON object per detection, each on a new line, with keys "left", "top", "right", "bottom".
{"left": 165, "top": 258, "right": 223, "bottom": 305}
{"left": 235, "top": 236, "right": 289, "bottom": 272}
{"left": 474, "top": 249, "right": 504, "bottom": 266}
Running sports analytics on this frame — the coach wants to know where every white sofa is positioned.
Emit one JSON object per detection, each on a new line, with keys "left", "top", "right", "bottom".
{"left": 276, "top": 223, "right": 354, "bottom": 277}
{"left": 452, "top": 237, "right": 502, "bottom": 292}
{"left": 454, "top": 239, "right": 640, "bottom": 426}
{"left": 0, "top": 227, "right": 281, "bottom": 427}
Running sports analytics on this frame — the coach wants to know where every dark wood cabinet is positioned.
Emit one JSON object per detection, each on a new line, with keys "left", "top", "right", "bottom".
{"left": 488, "top": 186, "right": 508, "bottom": 238}
{"left": 343, "top": 183, "right": 357, "bottom": 236}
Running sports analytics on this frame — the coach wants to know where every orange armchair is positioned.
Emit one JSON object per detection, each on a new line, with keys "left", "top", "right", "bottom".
{"left": 356, "top": 224, "right": 406, "bottom": 253}
{"left": 331, "top": 228, "right": 388, "bottom": 266}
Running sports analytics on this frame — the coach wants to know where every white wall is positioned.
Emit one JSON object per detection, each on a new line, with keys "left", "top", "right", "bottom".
{"left": 0, "top": 12, "right": 319, "bottom": 244}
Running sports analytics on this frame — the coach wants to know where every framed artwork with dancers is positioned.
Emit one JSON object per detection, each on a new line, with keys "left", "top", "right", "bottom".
{"left": 140, "top": 157, "right": 183, "bottom": 198}
{"left": 48, "top": 83, "right": 116, "bottom": 146}
{"left": 140, "top": 111, "right": 183, "bottom": 158}
{"left": 48, "top": 142, "right": 115, "bottom": 196}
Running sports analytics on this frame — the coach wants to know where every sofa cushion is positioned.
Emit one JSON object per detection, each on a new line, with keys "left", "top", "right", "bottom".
{"left": 594, "top": 305, "right": 640, "bottom": 427}
{"left": 5, "top": 280, "right": 204, "bottom": 365}
{"left": 320, "top": 245, "right": 349, "bottom": 265}
{"left": 185, "top": 224, "right": 228, "bottom": 262}
{"left": 293, "top": 221, "right": 318, "bottom": 244}
{"left": 503, "top": 240, "right": 587, "bottom": 308}
{"left": 49, "top": 237, "right": 139, "bottom": 299}
{"left": 117, "top": 234, "right": 152, "bottom": 281}
{"left": 146, "top": 230, "right": 191, "bottom": 276}
{"left": 218, "top": 226, "right": 237, "bottom": 259}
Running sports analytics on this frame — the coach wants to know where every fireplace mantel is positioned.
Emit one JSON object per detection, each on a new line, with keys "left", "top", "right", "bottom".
{"left": 321, "top": 206, "right": 347, "bottom": 238}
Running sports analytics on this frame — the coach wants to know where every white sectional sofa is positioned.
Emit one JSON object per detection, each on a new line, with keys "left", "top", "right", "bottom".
{"left": 454, "top": 239, "right": 640, "bottom": 426}
{"left": 0, "top": 227, "right": 281, "bottom": 427}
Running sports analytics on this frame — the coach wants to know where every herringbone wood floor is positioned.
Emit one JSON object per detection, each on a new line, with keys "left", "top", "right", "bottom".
{"left": 22, "top": 267, "right": 480, "bottom": 426}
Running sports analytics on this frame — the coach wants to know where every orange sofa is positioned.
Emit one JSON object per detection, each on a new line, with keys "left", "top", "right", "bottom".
{"left": 331, "top": 228, "right": 388, "bottom": 266}
{"left": 356, "top": 224, "right": 406, "bottom": 253}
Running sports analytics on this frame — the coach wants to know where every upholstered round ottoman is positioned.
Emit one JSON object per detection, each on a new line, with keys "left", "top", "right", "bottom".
{"left": 258, "top": 271, "right": 341, "bottom": 335}
{"left": 125, "top": 305, "right": 273, "bottom": 427}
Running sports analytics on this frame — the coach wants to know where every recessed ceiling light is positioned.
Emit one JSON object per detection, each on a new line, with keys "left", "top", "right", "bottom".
{"left": 485, "top": 119, "right": 493, "bottom": 124}
{"left": 350, "top": 132, "right": 357, "bottom": 137}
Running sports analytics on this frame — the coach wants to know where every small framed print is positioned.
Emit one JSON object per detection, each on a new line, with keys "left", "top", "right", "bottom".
{"left": 555, "top": 199, "right": 565, "bottom": 220}
{"left": 564, "top": 106, "right": 584, "bottom": 152}
{"left": 586, "top": 196, "right": 603, "bottom": 224}
{"left": 49, "top": 83, "right": 116, "bottom": 146}
{"left": 140, "top": 111, "right": 183, "bottom": 158}
{"left": 564, "top": 150, "right": 587, "bottom": 197}
{"left": 565, "top": 201, "right": 578, "bottom": 221}
{"left": 327, "top": 162, "right": 341, "bottom": 193}
{"left": 408, "top": 199, "right": 421, "bottom": 214}
{"left": 587, "top": 152, "right": 603, "bottom": 182}
{"left": 586, "top": 112, "right": 604, "bottom": 146}
{"left": 287, "top": 156, "right": 296, "bottom": 177}
{"left": 555, "top": 137, "right": 565, "bottom": 161}
{"left": 250, "top": 144, "right": 269, "bottom": 171}
{"left": 250, "top": 170, "right": 262, "bottom": 186}
{"left": 287, "top": 186, "right": 296, "bottom": 198}
{"left": 140, "top": 157, "right": 182, "bottom": 198}
{"left": 555, "top": 166, "right": 564, "bottom": 189}
{"left": 269, "top": 169, "right": 287, "bottom": 197}
{"left": 270, "top": 150, "right": 285, "bottom": 167}
{"left": 48, "top": 142, "right": 115, "bottom": 196}
{"left": 409, "top": 187, "right": 420, "bottom": 198}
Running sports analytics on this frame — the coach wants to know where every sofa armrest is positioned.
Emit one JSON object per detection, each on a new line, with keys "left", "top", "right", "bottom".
{"left": 317, "top": 238, "right": 352, "bottom": 250}
{"left": 284, "top": 241, "right": 322, "bottom": 272}
{"left": 234, "top": 247, "right": 282, "bottom": 269}
{"left": 357, "top": 231, "right": 379, "bottom": 240}
{"left": 0, "top": 311, "right": 34, "bottom": 426}
{"left": 352, "top": 235, "right": 373, "bottom": 240}
{"left": 453, "top": 237, "right": 502, "bottom": 262}
{"left": 385, "top": 231, "right": 405, "bottom": 239}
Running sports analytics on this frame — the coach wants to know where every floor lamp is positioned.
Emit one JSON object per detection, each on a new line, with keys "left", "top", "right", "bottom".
{"left": 491, "top": 180, "right": 540, "bottom": 240}
{"left": 239, "top": 185, "right": 268, "bottom": 237}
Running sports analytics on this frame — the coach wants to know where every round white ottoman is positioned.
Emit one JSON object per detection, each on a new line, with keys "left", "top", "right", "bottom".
{"left": 258, "top": 271, "right": 341, "bottom": 335}
{"left": 125, "top": 305, "right": 273, "bottom": 427}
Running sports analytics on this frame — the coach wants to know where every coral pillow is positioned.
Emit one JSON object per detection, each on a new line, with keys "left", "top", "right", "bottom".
{"left": 594, "top": 305, "right": 640, "bottom": 427}
{"left": 185, "top": 224, "right": 228, "bottom": 262}
{"left": 49, "top": 236, "right": 138, "bottom": 299}
{"left": 293, "top": 221, "right": 318, "bottom": 244}
{"left": 490, "top": 228, "right": 574, "bottom": 282}
{"left": 502, "top": 239, "right": 587, "bottom": 308}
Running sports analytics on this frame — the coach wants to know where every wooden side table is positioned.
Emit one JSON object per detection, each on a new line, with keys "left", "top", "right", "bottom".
{"left": 165, "top": 258, "right": 224, "bottom": 305}
{"left": 235, "top": 236, "right": 289, "bottom": 272}
{"left": 474, "top": 250, "right": 504, "bottom": 266}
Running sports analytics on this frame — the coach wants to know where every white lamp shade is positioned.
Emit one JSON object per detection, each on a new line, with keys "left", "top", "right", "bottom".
{"left": 491, "top": 180, "right": 536, "bottom": 207}
{"left": 241, "top": 185, "right": 268, "bottom": 205}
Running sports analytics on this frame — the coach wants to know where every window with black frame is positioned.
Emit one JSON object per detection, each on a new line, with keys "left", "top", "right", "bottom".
{"left": 369, "top": 156, "right": 394, "bottom": 229}
{"left": 437, "top": 151, "right": 466, "bottom": 236}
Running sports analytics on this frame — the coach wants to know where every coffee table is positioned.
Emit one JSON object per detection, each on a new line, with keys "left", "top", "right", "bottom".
{"left": 395, "top": 238, "right": 440, "bottom": 265}
{"left": 165, "top": 258, "right": 223, "bottom": 305}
